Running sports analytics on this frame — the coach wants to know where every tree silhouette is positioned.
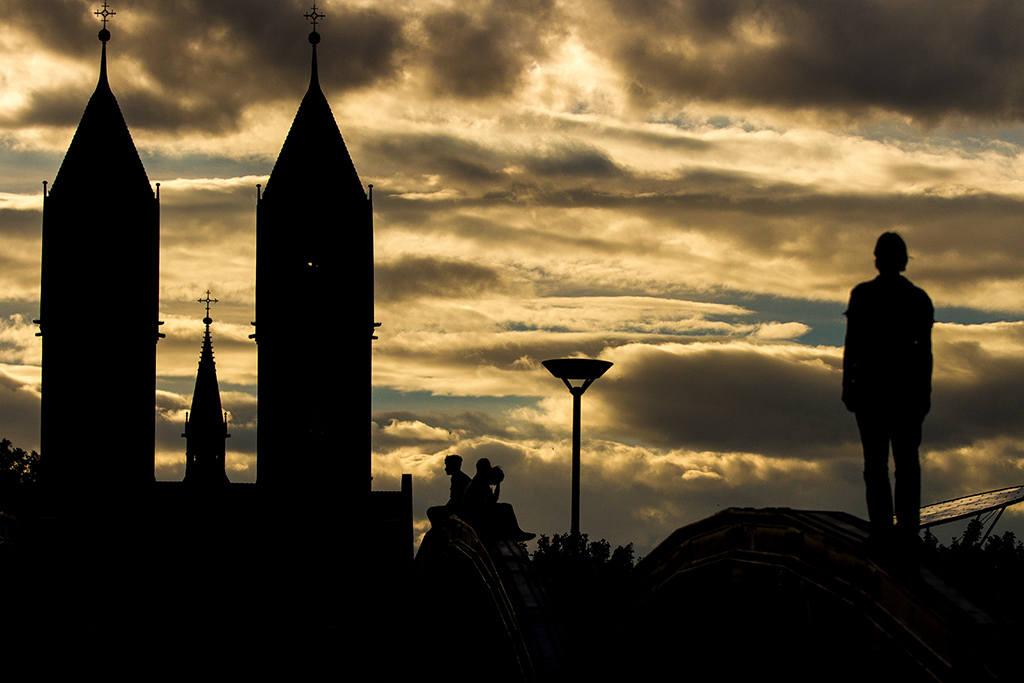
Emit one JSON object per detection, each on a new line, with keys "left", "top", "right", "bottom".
{"left": 530, "top": 533, "right": 636, "bottom": 680}
{"left": 0, "top": 438, "right": 43, "bottom": 514}
{"left": 923, "top": 521, "right": 1024, "bottom": 623}
{"left": 0, "top": 439, "right": 41, "bottom": 485}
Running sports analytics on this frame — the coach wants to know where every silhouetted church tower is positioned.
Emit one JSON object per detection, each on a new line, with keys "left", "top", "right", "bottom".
{"left": 182, "top": 292, "right": 230, "bottom": 486}
{"left": 39, "top": 6, "right": 159, "bottom": 503}
{"left": 254, "top": 7, "right": 372, "bottom": 505}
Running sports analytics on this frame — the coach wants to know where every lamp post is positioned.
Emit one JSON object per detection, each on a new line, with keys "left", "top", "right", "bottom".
{"left": 542, "top": 358, "right": 613, "bottom": 540}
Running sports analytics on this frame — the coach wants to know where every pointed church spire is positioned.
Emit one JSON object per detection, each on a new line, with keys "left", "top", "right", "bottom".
{"left": 182, "top": 292, "right": 230, "bottom": 485}
{"left": 50, "top": 3, "right": 150, "bottom": 198}
{"left": 261, "top": 3, "right": 363, "bottom": 203}
{"left": 253, "top": 6, "right": 374, "bottom": 627}
{"left": 40, "top": 4, "right": 160, "bottom": 499}
{"left": 254, "top": 7, "right": 373, "bottom": 497}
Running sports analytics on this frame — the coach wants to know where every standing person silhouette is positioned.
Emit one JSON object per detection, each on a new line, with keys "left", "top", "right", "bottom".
{"left": 843, "top": 232, "right": 933, "bottom": 554}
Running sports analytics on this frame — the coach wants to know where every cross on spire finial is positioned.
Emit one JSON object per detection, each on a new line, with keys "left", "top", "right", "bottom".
{"left": 95, "top": 2, "right": 115, "bottom": 43}
{"left": 198, "top": 290, "right": 219, "bottom": 324}
{"left": 95, "top": 2, "right": 115, "bottom": 28}
{"left": 304, "top": 4, "right": 325, "bottom": 29}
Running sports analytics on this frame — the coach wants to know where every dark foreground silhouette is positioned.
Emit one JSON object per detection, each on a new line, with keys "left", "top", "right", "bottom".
{"left": 844, "top": 232, "right": 933, "bottom": 552}
{"left": 412, "top": 507, "right": 1017, "bottom": 682}
{"left": 435, "top": 457, "right": 535, "bottom": 542}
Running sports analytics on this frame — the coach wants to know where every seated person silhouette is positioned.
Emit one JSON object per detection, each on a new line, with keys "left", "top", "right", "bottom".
{"left": 427, "top": 454, "right": 472, "bottom": 526}
{"left": 843, "top": 232, "right": 933, "bottom": 554}
{"left": 462, "top": 458, "right": 535, "bottom": 541}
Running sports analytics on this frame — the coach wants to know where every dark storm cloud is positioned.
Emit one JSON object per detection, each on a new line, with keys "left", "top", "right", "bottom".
{"left": 591, "top": 326, "right": 1024, "bottom": 461}
{"left": 2, "top": 88, "right": 93, "bottom": 130}
{"left": 367, "top": 135, "right": 623, "bottom": 189}
{"left": 367, "top": 134, "right": 507, "bottom": 183}
{"left": 375, "top": 255, "right": 507, "bottom": 303}
{"left": 4, "top": 0, "right": 98, "bottom": 58}
{"left": 421, "top": 0, "right": 557, "bottom": 98}
{"left": 522, "top": 141, "right": 623, "bottom": 178}
{"left": 929, "top": 330, "right": 1024, "bottom": 447}
{"left": 606, "top": 0, "right": 1024, "bottom": 121}
{"left": 596, "top": 344, "right": 852, "bottom": 457}
{"left": 8, "top": 0, "right": 403, "bottom": 133}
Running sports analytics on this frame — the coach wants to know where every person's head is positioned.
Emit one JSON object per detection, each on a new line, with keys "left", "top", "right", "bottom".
{"left": 490, "top": 465, "right": 505, "bottom": 485}
{"left": 874, "top": 232, "right": 908, "bottom": 274}
{"left": 475, "top": 458, "right": 492, "bottom": 474}
{"left": 444, "top": 454, "right": 463, "bottom": 475}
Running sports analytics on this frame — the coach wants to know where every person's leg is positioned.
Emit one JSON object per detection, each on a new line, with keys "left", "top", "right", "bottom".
{"left": 857, "top": 411, "right": 893, "bottom": 539}
{"left": 496, "top": 503, "right": 535, "bottom": 541}
{"left": 891, "top": 416, "right": 923, "bottom": 546}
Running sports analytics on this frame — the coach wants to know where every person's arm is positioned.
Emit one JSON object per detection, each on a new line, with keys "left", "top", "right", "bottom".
{"left": 842, "top": 294, "right": 859, "bottom": 413}
{"left": 914, "top": 295, "right": 934, "bottom": 417}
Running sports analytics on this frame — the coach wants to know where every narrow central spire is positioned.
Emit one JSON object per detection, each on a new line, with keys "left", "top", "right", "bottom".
{"left": 182, "top": 291, "right": 230, "bottom": 486}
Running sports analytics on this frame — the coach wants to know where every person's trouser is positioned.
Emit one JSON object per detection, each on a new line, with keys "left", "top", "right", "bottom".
{"left": 856, "top": 409, "right": 922, "bottom": 543}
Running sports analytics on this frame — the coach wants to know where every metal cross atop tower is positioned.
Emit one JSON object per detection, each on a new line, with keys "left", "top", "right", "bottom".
{"left": 95, "top": 2, "right": 115, "bottom": 29}
{"left": 304, "top": 4, "right": 325, "bottom": 29}
{"left": 198, "top": 291, "right": 219, "bottom": 323}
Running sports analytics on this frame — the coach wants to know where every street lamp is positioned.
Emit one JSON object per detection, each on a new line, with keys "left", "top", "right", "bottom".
{"left": 542, "top": 358, "right": 613, "bottom": 539}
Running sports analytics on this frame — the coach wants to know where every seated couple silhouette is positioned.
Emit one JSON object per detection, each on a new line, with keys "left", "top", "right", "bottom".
{"left": 428, "top": 455, "right": 535, "bottom": 542}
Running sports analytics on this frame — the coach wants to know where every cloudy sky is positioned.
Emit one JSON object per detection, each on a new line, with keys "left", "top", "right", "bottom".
{"left": 1, "top": 0, "right": 1022, "bottom": 554}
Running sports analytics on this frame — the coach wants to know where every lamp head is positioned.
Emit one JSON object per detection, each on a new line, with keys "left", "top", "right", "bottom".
{"left": 543, "top": 358, "right": 613, "bottom": 393}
